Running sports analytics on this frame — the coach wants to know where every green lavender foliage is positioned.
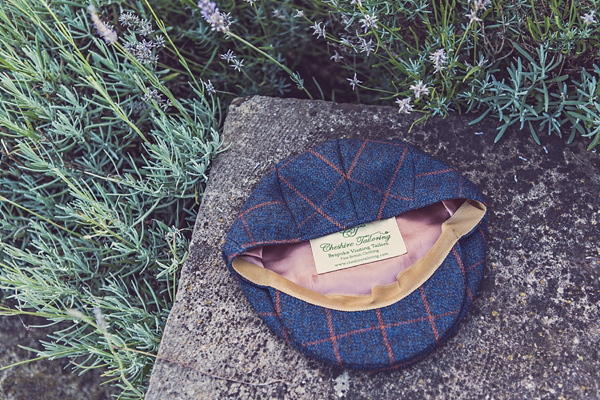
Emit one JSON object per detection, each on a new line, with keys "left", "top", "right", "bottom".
{"left": 460, "top": 44, "right": 600, "bottom": 146}
{"left": 0, "top": 0, "right": 220, "bottom": 397}
{"left": 183, "top": 0, "right": 600, "bottom": 147}
{"left": 289, "top": 0, "right": 600, "bottom": 147}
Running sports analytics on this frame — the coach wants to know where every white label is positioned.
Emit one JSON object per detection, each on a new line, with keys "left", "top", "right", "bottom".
{"left": 309, "top": 217, "right": 407, "bottom": 274}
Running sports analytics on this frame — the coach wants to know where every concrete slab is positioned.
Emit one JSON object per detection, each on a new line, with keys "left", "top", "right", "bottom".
{"left": 147, "top": 95, "right": 600, "bottom": 399}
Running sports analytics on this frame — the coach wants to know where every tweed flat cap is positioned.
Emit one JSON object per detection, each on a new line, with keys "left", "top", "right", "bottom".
{"left": 223, "top": 138, "right": 487, "bottom": 369}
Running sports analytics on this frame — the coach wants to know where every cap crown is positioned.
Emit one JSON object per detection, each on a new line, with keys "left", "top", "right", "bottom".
{"left": 225, "top": 139, "right": 484, "bottom": 254}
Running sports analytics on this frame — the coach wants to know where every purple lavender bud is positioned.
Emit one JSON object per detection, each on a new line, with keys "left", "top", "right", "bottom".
{"left": 197, "top": 0, "right": 230, "bottom": 33}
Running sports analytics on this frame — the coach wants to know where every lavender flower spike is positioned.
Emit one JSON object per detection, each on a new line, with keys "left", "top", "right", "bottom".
{"left": 198, "top": 0, "right": 231, "bottom": 34}
{"left": 347, "top": 73, "right": 362, "bottom": 90}
{"left": 429, "top": 49, "right": 448, "bottom": 74}
{"left": 395, "top": 98, "right": 413, "bottom": 114}
{"left": 410, "top": 80, "right": 430, "bottom": 99}
{"left": 88, "top": 5, "right": 117, "bottom": 44}
{"left": 581, "top": 11, "right": 596, "bottom": 26}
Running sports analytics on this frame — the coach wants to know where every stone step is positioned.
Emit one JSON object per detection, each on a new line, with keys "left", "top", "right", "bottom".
{"left": 146, "top": 95, "right": 600, "bottom": 399}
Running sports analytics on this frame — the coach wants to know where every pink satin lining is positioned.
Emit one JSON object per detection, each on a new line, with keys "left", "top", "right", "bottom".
{"left": 238, "top": 199, "right": 465, "bottom": 295}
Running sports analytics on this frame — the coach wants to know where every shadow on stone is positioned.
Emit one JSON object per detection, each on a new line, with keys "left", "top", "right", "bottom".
{"left": 0, "top": 308, "right": 114, "bottom": 400}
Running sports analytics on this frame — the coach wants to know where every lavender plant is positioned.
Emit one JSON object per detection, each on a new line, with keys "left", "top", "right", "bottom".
{"left": 461, "top": 43, "right": 600, "bottom": 146}
{"left": 290, "top": 0, "right": 600, "bottom": 147}
{"left": 174, "top": 0, "right": 599, "bottom": 146}
{"left": 0, "top": 0, "right": 220, "bottom": 397}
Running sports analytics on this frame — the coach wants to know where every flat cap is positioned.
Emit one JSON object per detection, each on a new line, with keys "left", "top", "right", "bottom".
{"left": 223, "top": 138, "right": 487, "bottom": 369}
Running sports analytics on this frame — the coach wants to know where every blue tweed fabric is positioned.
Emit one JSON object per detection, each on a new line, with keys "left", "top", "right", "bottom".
{"left": 223, "top": 139, "right": 487, "bottom": 369}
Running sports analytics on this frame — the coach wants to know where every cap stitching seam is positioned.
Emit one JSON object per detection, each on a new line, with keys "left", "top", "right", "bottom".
{"left": 336, "top": 138, "right": 360, "bottom": 224}
{"left": 275, "top": 163, "right": 302, "bottom": 233}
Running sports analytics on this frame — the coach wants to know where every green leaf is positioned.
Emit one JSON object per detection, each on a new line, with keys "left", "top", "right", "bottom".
{"left": 462, "top": 66, "right": 480, "bottom": 83}
{"left": 511, "top": 41, "right": 535, "bottom": 64}
{"left": 528, "top": 120, "right": 540, "bottom": 145}
{"left": 547, "top": 74, "right": 569, "bottom": 83}
{"left": 542, "top": 80, "right": 548, "bottom": 112}
{"left": 469, "top": 108, "right": 493, "bottom": 125}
